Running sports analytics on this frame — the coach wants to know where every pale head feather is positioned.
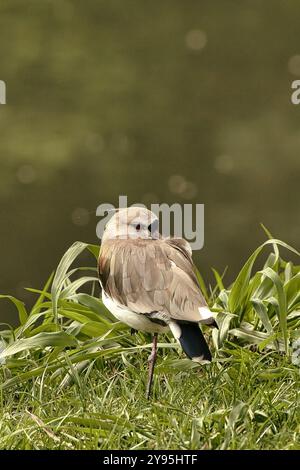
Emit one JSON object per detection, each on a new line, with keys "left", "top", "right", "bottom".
{"left": 102, "top": 207, "right": 160, "bottom": 243}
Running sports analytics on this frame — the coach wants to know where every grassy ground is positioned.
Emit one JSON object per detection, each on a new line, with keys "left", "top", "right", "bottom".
{"left": 0, "top": 346, "right": 299, "bottom": 449}
{"left": 0, "top": 234, "right": 299, "bottom": 449}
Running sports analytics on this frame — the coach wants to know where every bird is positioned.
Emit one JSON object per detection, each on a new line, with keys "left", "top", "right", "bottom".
{"left": 98, "top": 207, "right": 216, "bottom": 398}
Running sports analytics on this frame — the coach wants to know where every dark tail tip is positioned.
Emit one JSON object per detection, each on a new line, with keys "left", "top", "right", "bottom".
{"left": 177, "top": 321, "right": 212, "bottom": 362}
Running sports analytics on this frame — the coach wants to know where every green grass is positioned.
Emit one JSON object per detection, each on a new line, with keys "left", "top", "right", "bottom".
{"left": 0, "top": 233, "right": 299, "bottom": 450}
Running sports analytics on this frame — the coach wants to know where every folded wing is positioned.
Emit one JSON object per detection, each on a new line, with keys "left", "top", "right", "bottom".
{"left": 99, "top": 238, "right": 213, "bottom": 324}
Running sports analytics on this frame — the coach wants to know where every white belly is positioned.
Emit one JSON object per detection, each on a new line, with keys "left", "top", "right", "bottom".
{"left": 102, "top": 291, "right": 169, "bottom": 334}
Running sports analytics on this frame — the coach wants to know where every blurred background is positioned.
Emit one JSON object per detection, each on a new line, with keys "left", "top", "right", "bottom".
{"left": 0, "top": 0, "right": 299, "bottom": 323}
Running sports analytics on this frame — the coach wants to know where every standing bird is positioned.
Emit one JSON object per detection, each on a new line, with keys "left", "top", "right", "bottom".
{"left": 98, "top": 207, "right": 216, "bottom": 398}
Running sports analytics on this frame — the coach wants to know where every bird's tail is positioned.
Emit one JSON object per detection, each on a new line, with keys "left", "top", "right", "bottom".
{"left": 169, "top": 321, "right": 212, "bottom": 363}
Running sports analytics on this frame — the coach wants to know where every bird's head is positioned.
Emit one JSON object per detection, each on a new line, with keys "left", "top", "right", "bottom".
{"left": 102, "top": 207, "right": 160, "bottom": 242}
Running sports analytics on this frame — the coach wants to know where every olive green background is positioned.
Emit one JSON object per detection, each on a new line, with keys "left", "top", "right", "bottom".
{"left": 0, "top": 1, "right": 299, "bottom": 323}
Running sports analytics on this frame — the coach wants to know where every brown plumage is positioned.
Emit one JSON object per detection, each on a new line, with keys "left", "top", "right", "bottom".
{"left": 99, "top": 238, "right": 208, "bottom": 323}
{"left": 98, "top": 207, "right": 216, "bottom": 398}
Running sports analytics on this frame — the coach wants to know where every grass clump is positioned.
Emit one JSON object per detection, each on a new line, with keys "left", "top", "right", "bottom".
{"left": 0, "top": 235, "right": 299, "bottom": 449}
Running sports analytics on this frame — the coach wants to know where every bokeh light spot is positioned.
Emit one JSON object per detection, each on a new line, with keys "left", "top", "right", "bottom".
{"left": 168, "top": 174, "right": 187, "bottom": 194}
{"left": 71, "top": 207, "right": 90, "bottom": 226}
{"left": 214, "top": 155, "right": 234, "bottom": 174}
{"left": 16, "top": 165, "right": 37, "bottom": 184}
{"left": 185, "top": 29, "right": 207, "bottom": 51}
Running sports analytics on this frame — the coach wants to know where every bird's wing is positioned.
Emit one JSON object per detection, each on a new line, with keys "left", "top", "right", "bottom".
{"left": 98, "top": 238, "right": 212, "bottom": 323}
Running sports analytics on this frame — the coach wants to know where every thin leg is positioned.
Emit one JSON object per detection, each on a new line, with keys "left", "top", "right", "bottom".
{"left": 146, "top": 333, "right": 158, "bottom": 400}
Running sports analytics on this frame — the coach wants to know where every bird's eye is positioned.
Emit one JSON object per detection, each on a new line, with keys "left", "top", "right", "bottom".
{"left": 135, "top": 224, "right": 141, "bottom": 231}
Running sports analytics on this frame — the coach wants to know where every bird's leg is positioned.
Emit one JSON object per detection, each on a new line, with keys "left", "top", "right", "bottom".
{"left": 146, "top": 333, "right": 158, "bottom": 400}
